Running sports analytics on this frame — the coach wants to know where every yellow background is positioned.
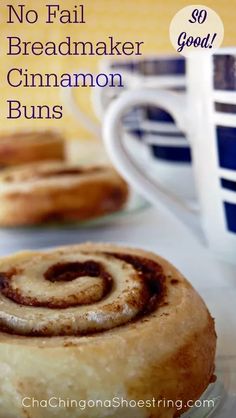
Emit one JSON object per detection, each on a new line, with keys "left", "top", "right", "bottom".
{"left": 1, "top": 0, "right": 235, "bottom": 139}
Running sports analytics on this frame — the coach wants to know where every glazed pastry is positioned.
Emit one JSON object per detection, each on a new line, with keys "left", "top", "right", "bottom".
{"left": 0, "top": 130, "right": 65, "bottom": 167}
{"left": 0, "top": 243, "right": 216, "bottom": 418}
{"left": 0, "top": 161, "right": 129, "bottom": 226}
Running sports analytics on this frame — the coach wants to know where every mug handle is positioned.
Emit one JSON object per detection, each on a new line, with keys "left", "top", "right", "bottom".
{"left": 60, "top": 71, "right": 103, "bottom": 139}
{"left": 61, "top": 70, "right": 134, "bottom": 139}
{"left": 103, "top": 88, "right": 198, "bottom": 225}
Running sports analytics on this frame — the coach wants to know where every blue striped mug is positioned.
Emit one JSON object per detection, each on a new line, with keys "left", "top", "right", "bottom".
{"left": 103, "top": 49, "right": 236, "bottom": 264}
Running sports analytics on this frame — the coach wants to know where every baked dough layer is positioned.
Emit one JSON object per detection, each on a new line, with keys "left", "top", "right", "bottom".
{"left": 0, "top": 162, "right": 129, "bottom": 226}
{"left": 0, "top": 243, "right": 216, "bottom": 418}
{"left": 0, "top": 130, "right": 65, "bottom": 167}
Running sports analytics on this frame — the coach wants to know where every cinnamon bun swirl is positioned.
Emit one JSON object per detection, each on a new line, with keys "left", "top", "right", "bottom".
{"left": 0, "top": 130, "right": 65, "bottom": 168}
{"left": 0, "top": 243, "right": 216, "bottom": 418}
{"left": 0, "top": 162, "right": 128, "bottom": 226}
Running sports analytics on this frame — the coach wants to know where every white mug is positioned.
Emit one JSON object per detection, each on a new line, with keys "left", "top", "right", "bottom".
{"left": 103, "top": 49, "right": 236, "bottom": 264}
{"left": 61, "top": 56, "right": 195, "bottom": 199}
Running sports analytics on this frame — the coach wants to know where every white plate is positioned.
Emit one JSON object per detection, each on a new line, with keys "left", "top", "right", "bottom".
{"left": 182, "top": 356, "right": 236, "bottom": 418}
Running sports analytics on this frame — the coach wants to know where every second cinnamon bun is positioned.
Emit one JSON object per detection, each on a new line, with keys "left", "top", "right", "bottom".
{"left": 0, "top": 162, "right": 129, "bottom": 226}
{"left": 0, "top": 130, "right": 65, "bottom": 167}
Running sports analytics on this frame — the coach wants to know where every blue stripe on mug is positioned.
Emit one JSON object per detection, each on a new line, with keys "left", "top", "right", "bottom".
{"left": 140, "top": 57, "right": 185, "bottom": 76}
{"left": 151, "top": 145, "right": 191, "bottom": 162}
{"left": 110, "top": 57, "right": 186, "bottom": 77}
{"left": 215, "top": 102, "right": 236, "bottom": 113}
{"left": 221, "top": 178, "right": 236, "bottom": 192}
{"left": 145, "top": 131, "right": 185, "bottom": 138}
{"left": 169, "top": 86, "right": 186, "bottom": 92}
{"left": 110, "top": 61, "right": 140, "bottom": 72}
{"left": 224, "top": 202, "right": 236, "bottom": 233}
{"left": 214, "top": 55, "right": 236, "bottom": 91}
{"left": 147, "top": 107, "right": 175, "bottom": 123}
{"left": 217, "top": 126, "right": 236, "bottom": 170}
{"left": 126, "top": 128, "right": 144, "bottom": 139}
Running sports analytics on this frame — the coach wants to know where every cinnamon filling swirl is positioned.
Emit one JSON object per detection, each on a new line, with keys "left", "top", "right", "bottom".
{"left": 0, "top": 251, "right": 166, "bottom": 337}
{"left": 0, "top": 261, "right": 113, "bottom": 308}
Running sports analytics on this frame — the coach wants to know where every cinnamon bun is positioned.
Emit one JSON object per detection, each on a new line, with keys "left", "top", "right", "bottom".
{"left": 0, "top": 161, "right": 129, "bottom": 226}
{"left": 0, "top": 243, "right": 216, "bottom": 418}
{"left": 0, "top": 130, "right": 65, "bottom": 167}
